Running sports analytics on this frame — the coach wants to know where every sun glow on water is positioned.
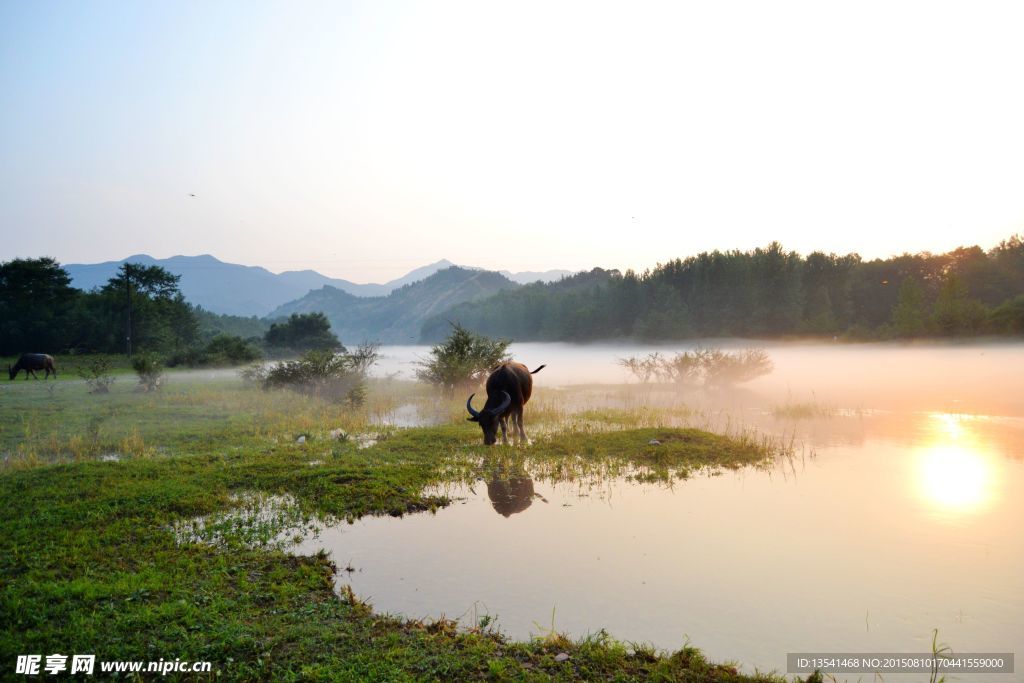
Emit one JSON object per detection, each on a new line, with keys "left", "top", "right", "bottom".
{"left": 915, "top": 414, "right": 997, "bottom": 515}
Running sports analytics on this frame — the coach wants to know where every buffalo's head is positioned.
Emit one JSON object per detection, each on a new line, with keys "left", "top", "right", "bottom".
{"left": 466, "top": 391, "right": 512, "bottom": 445}
{"left": 7, "top": 364, "right": 14, "bottom": 381}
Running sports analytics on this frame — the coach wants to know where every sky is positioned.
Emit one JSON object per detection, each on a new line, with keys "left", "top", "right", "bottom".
{"left": 2, "top": 1, "right": 1023, "bottom": 283}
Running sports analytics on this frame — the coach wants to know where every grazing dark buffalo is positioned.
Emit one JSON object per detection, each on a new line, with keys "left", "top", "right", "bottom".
{"left": 8, "top": 353, "right": 58, "bottom": 380}
{"left": 466, "top": 362, "right": 545, "bottom": 445}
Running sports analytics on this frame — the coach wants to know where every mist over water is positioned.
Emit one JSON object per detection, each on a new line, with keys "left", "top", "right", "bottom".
{"left": 376, "top": 339, "right": 1024, "bottom": 415}
{"left": 325, "top": 340, "right": 1024, "bottom": 679}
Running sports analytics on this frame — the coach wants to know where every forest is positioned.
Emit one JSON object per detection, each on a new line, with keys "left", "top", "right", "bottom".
{"left": 421, "top": 237, "right": 1024, "bottom": 342}
{"left": 0, "top": 258, "right": 319, "bottom": 361}
{"left": 4, "top": 237, "right": 1024, "bottom": 360}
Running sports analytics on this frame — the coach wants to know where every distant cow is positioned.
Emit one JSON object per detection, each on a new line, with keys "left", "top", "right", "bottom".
{"left": 466, "top": 362, "right": 545, "bottom": 445}
{"left": 8, "top": 353, "right": 57, "bottom": 380}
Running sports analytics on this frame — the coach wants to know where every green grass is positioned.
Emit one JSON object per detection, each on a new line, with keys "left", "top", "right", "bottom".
{"left": 1, "top": 378, "right": 807, "bottom": 681}
{"left": 2, "top": 353, "right": 136, "bottom": 382}
{"left": 0, "top": 375, "right": 376, "bottom": 468}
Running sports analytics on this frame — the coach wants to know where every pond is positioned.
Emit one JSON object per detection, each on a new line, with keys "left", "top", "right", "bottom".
{"left": 342, "top": 342, "right": 1024, "bottom": 678}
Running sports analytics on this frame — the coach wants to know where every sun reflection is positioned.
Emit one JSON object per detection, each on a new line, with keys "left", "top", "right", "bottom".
{"left": 930, "top": 411, "right": 968, "bottom": 440}
{"left": 915, "top": 413, "right": 996, "bottom": 515}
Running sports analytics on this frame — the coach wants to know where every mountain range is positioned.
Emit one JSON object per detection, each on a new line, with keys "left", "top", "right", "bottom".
{"left": 64, "top": 254, "right": 571, "bottom": 317}
{"left": 269, "top": 266, "right": 520, "bottom": 344}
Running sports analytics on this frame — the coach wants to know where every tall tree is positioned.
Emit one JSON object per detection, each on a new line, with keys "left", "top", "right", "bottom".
{"left": 0, "top": 257, "right": 77, "bottom": 354}
{"left": 890, "top": 276, "right": 928, "bottom": 337}
{"left": 100, "top": 264, "right": 186, "bottom": 356}
{"left": 932, "top": 273, "right": 988, "bottom": 336}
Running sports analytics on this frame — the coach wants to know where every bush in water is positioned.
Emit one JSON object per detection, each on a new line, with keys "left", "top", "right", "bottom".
{"left": 618, "top": 347, "right": 773, "bottom": 387}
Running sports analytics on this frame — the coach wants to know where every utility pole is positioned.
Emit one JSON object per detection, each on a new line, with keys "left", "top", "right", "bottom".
{"left": 125, "top": 264, "right": 133, "bottom": 359}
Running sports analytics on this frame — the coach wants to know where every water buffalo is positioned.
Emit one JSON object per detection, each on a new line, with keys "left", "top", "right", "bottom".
{"left": 8, "top": 353, "right": 57, "bottom": 380}
{"left": 466, "top": 362, "right": 545, "bottom": 445}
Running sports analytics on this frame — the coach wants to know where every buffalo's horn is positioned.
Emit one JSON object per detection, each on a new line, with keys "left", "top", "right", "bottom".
{"left": 490, "top": 391, "right": 512, "bottom": 416}
{"left": 466, "top": 393, "right": 481, "bottom": 418}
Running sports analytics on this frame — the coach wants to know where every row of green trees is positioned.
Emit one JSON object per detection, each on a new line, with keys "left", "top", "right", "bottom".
{"left": 0, "top": 258, "right": 343, "bottom": 361}
{"left": 0, "top": 258, "right": 200, "bottom": 357}
{"left": 422, "top": 237, "right": 1024, "bottom": 341}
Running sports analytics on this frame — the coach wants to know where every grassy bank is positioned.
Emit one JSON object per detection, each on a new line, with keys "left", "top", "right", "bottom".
{"left": 1, "top": 353, "right": 137, "bottom": 381}
{"left": 1, "top": 378, "right": 807, "bottom": 681}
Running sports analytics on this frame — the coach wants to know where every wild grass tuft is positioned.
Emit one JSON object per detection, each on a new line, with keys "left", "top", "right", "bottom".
{"left": 771, "top": 392, "right": 836, "bottom": 419}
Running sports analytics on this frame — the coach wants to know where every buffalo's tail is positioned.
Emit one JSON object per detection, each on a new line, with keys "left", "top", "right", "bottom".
{"left": 530, "top": 364, "right": 546, "bottom": 374}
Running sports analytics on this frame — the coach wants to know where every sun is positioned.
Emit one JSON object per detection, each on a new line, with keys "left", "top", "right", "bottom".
{"left": 915, "top": 414, "right": 996, "bottom": 515}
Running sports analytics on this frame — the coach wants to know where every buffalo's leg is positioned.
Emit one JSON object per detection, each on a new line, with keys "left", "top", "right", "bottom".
{"left": 499, "top": 416, "right": 509, "bottom": 445}
{"left": 515, "top": 409, "right": 530, "bottom": 445}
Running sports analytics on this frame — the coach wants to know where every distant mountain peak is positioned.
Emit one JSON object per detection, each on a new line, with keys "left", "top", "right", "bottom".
{"left": 269, "top": 265, "right": 519, "bottom": 343}
{"left": 64, "top": 254, "right": 572, "bottom": 318}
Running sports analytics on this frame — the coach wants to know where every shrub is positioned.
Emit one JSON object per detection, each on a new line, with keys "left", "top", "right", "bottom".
{"left": 239, "top": 362, "right": 269, "bottom": 385}
{"left": 202, "top": 334, "right": 261, "bottom": 365}
{"left": 697, "top": 347, "right": 773, "bottom": 386}
{"left": 167, "top": 335, "right": 262, "bottom": 367}
{"left": 617, "top": 353, "right": 662, "bottom": 383}
{"left": 164, "top": 347, "right": 205, "bottom": 368}
{"left": 131, "top": 352, "right": 164, "bottom": 392}
{"left": 262, "top": 345, "right": 379, "bottom": 406}
{"left": 659, "top": 351, "right": 703, "bottom": 386}
{"left": 618, "top": 351, "right": 702, "bottom": 386}
{"left": 76, "top": 357, "right": 116, "bottom": 394}
{"left": 264, "top": 312, "right": 341, "bottom": 352}
{"left": 617, "top": 347, "right": 773, "bottom": 387}
{"left": 415, "top": 323, "right": 510, "bottom": 397}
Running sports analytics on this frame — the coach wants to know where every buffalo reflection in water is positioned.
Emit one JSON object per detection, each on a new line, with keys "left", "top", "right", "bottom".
{"left": 481, "top": 458, "right": 548, "bottom": 517}
{"left": 486, "top": 477, "right": 535, "bottom": 517}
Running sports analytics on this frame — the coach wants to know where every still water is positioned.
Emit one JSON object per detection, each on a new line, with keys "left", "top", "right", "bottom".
{"left": 322, "top": 342, "right": 1023, "bottom": 678}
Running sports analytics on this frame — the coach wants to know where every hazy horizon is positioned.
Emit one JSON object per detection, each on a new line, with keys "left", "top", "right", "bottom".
{"left": 3, "top": 1, "right": 1024, "bottom": 282}
{"left": 28, "top": 231, "right": 1020, "bottom": 286}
